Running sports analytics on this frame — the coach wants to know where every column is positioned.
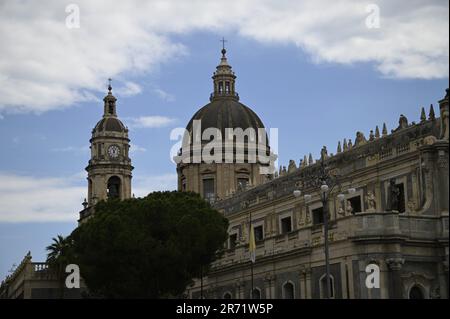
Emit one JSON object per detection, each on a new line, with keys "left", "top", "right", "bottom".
{"left": 386, "top": 258, "right": 405, "bottom": 299}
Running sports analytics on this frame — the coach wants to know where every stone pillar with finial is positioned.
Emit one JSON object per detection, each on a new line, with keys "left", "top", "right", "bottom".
{"left": 439, "top": 88, "right": 449, "bottom": 140}
{"left": 429, "top": 104, "right": 436, "bottom": 121}
{"left": 382, "top": 123, "right": 388, "bottom": 137}
{"left": 420, "top": 107, "right": 426, "bottom": 123}
{"left": 375, "top": 126, "right": 380, "bottom": 139}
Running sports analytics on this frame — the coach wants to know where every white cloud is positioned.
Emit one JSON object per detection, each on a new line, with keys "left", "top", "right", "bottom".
{"left": 0, "top": 0, "right": 448, "bottom": 114}
{"left": 127, "top": 116, "right": 177, "bottom": 128}
{"left": 0, "top": 172, "right": 86, "bottom": 222}
{"left": 129, "top": 143, "right": 147, "bottom": 153}
{"left": 0, "top": 171, "right": 177, "bottom": 222}
{"left": 153, "top": 88, "right": 175, "bottom": 102}
{"left": 116, "top": 81, "right": 142, "bottom": 97}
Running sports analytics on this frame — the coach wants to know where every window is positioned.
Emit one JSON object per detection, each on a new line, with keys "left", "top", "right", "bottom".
{"left": 181, "top": 179, "right": 186, "bottom": 192}
{"left": 229, "top": 233, "right": 238, "bottom": 249}
{"left": 225, "top": 81, "right": 230, "bottom": 93}
{"left": 251, "top": 288, "right": 261, "bottom": 299}
{"left": 203, "top": 178, "right": 215, "bottom": 202}
{"left": 108, "top": 101, "right": 114, "bottom": 114}
{"left": 254, "top": 225, "right": 264, "bottom": 241}
{"left": 223, "top": 292, "right": 232, "bottom": 299}
{"left": 237, "top": 177, "right": 249, "bottom": 189}
{"left": 320, "top": 274, "right": 335, "bottom": 299}
{"left": 218, "top": 82, "right": 223, "bottom": 93}
{"left": 312, "top": 207, "right": 324, "bottom": 225}
{"left": 107, "top": 176, "right": 121, "bottom": 199}
{"left": 280, "top": 216, "right": 292, "bottom": 234}
{"left": 348, "top": 196, "right": 362, "bottom": 214}
{"left": 97, "top": 143, "right": 102, "bottom": 157}
{"left": 283, "top": 282, "right": 295, "bottom": 299}
{"left": 409, "top": 286, "right": 424, "bottom": 299}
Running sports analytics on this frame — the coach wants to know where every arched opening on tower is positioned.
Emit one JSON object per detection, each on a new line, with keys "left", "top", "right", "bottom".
{"left": 107, "top": 176, "right": 121, "bottom": 199}
{"left": 409, "top": 285, "right": 425, "bottom": 299}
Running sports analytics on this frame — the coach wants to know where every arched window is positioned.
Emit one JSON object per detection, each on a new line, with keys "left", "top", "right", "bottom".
{"left": 251, "top": 288, "right": 261, "bottom": 299}
{"left": 282, "top": 282, "right": 295, "bottom": 299}
{"left": 223, "top": 292, "right": 232, "bottom": 299}
{"left": 409, "top": 285, "right": 425, "bottom": 299}
{"left": 107, "top": 176, "right": 121, "bottom": 199}
{"left": 319, "top": 274, "right": 335, "bottom": 299}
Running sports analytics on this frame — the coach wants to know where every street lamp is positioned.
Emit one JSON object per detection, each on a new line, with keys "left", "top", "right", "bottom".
{"left": 292, "top": 156, "right": 353, "bottom": 299}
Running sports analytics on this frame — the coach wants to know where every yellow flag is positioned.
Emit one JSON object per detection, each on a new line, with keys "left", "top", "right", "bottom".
{"left": 249, "top": 226, "right": 256, "bottom": 263}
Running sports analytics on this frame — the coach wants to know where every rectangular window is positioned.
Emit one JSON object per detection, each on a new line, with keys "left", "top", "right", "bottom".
{"left": 218, "top": 82, "right": 223, "bottom": 93}
{"left": 237, "top": 178, "right": 249, "bottom": 189}
{"left": 280, "top": 216, "right": 292, "bottom": 234}
{"left": 229, "top": 233, "right": 237, "bottom": 249}
{"left": 203, "top": 178, "right": 215, "bottom": 202}
{"left": 225, "top": 81, "right": 230, "bottom": 93}
{"left": 348, "top": 196, "right": 362, "bottom": 214}
{"left": 312, "top": 207, "right": 324, "bottom": 225}
{"left": 181, "top": 179, "right": 186, "bottom": 192}
{"left": 254, "top": 225, "right": 264, "bottom": 241}
{"left": 397, "top": 183, "right": 405, "bottom": 213}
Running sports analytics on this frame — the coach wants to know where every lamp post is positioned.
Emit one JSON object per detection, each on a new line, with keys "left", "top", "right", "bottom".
{"left": 293, "top": 156, "right": 353, "bottom": 299}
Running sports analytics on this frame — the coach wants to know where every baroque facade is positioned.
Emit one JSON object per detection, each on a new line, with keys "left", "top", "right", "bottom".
{"left": 180, "top": 50, "right": 449, "bottom": 299}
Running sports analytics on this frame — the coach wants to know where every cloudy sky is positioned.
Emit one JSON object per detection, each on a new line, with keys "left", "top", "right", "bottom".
{"left": 0, "top": 0, "right": 448, "bottom": 279}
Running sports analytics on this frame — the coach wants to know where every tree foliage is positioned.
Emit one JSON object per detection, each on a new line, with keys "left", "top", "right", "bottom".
{"left": 46, "top": 234, "right": 74, "bottom": 298}
{"left": 70, "top": 191, "right": 229, "bottom": 298}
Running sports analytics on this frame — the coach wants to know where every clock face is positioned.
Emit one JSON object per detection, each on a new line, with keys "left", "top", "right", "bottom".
{"left": 108, "top": 145, "right": 120, "bottom": 159}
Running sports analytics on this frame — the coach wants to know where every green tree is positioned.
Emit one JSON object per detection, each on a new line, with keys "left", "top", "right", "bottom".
{"left": 46, "top": 234, "right": 73, "bottom": 298}
{"left": 70, "top": 191, "right": 229, "bottom": 298}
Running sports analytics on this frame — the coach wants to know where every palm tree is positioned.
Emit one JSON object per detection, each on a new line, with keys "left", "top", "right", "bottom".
{"left": 46, "top": 235, "right": 73, "bottom": 299}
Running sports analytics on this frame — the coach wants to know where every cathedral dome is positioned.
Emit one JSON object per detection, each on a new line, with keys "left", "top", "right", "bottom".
{"left": 92, "top": 81, "right": 127, "bottom": 134}
{"left": 184, "top": 47, "right": 267, "bottom": 145}
{"left": 94, "top": 117, "right": 127, "bottom": 133}
{"left": 186, "top": 98, "right": 265, "bottom": 138}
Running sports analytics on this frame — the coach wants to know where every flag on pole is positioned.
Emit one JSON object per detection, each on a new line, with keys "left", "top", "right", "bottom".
{"left": 249, "top": 226, "right": 256, "bottom": 263}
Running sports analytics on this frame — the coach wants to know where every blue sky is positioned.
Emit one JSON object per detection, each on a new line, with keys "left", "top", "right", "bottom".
{"left": 0, "top": 1, "right": 448, "bottom": 280}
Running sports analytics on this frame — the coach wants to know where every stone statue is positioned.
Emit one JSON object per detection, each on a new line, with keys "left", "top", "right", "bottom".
{"left": 355, "top": 131, "right": 367, "bottom": 146}
{"left": 387, "top": 179, "right": 400, "bottom": 212}
{"left": 337, "top": 202, "right": 345, "bottom": 216}
{"left": 288, "top": 159, "right": 297, "bottom": 173}
{"left": 398, "top": 114, "right": 408, "bottom": 130}
{"left": 365, "top": 191, "right": 376, "bottom": 212}
{"left": 346, "top": 200, "right": 354, "bottom": 215}
{"left": 441, "top": 106, "right": 449, "bottom": 140}
{"left": 320, "top": 146, "right": 328, "bottom": 160}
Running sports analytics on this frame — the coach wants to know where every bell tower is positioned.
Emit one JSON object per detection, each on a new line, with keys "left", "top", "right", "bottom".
{"left": 86, "top": 81, "right": 133, "bottom": 207}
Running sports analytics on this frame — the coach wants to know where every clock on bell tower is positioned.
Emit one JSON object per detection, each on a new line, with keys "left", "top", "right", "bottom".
{"left": 85, "top": 81, "right": 133, "bottom": 210}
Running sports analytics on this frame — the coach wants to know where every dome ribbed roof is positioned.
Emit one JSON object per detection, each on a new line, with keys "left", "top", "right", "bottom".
{"left": 94, "top": 117, "right": 126, "bottom": 133}
{"left": 186, "top": 98, "right": 265, "bottom": 137}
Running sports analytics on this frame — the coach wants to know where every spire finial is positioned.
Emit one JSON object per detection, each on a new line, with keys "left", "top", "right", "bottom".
{"left": 220, "top": 37, "right": 227, "bottom": 56}
{"left": 420, "top": 107, "right": 426, "bottom": 122}
{"left": 108, "top": 78, "right": 112, "bottom": 93}
{"left": 428, "top": 104, "right": 435, "bottom": 120}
